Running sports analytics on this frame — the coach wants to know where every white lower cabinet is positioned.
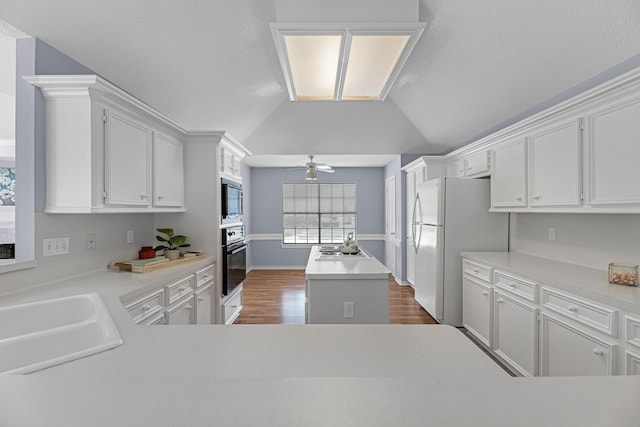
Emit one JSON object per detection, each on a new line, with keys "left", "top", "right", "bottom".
{"left": 165, "top": 294, "right": 194, "bottom": 325}
{"left": 222, "top": 287, "right": 243, "bottom": 325}
{"left": 123, "top": 288, "right": 165, "bottom": 325}
{"left": 462, "top": 275, "right": 492, "bottom": 348}
{"left": 122, "top": 262, "right": 218, "bottom": 325}
{"left": 540, "top": 313, "right": 617, "bottom": 376}
{"left": 493, "top": 290, "right": 538, "bottom": 377}
{"left": 461, "top": 256, "right": 637, "bottom": 378}
{"left": 195, "top": 283, "right": 213, "bottom": 325}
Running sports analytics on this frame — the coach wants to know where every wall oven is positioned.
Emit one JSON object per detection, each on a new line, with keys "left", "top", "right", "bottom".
{"left": 221, "top": 178, "right": 243, "bottom": 225}
{"left": 221, "top": 225, "right": 246, "bottom": 297}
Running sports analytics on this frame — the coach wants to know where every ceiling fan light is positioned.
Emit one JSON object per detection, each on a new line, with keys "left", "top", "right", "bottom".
{"left": 306, "top": 167, "right": 318, "bottom": 180}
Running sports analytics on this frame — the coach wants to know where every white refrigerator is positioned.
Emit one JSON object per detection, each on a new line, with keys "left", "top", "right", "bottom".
{"left": 412, "top": 177, "right": 509, "bottom": 326}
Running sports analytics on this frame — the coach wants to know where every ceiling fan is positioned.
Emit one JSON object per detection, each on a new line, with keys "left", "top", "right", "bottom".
{"left": 289, "top": 155, "right": 335, "bottom": 180}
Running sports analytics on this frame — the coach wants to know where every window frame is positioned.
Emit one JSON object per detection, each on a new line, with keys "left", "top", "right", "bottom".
{"left": 282, "top": 182, "right": 357, "bottom": 246}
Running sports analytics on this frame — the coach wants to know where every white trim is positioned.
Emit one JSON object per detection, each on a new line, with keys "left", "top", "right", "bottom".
{"left": 247, "top": 233, "right": 385, "bottom": 242}
{"left": 247, "top": 234, "right": 282, "bottom": 241}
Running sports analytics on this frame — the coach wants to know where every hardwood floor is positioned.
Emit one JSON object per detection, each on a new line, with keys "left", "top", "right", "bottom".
{"left": 233, "top": 269, "right": 437, "bottom": 325}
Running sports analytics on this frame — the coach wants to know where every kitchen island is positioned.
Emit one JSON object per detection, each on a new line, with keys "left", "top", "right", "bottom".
{"left": 305, "top": 245, "right": 391, "bottom": 323}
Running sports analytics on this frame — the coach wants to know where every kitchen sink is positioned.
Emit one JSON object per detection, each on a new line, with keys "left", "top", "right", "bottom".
{"left": 0, "top": 293, "right": 122, "bottom": 374}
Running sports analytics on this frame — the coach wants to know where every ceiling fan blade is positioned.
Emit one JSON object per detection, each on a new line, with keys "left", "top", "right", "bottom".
{"left": 319, "top": 169, "right": 335, "bottom": 173}
{"left": 316, "top": 165, "right": 333, "bottom": 170}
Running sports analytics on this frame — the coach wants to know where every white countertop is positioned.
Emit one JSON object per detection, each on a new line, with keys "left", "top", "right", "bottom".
{"left": 305, "top": 246, "right": 391, "bottom": 279}
{"left": 461, "top": 251, "right": 640, "bottom": 314}
{"left": 1, "top": 253, "right": 640, "bottom": 425}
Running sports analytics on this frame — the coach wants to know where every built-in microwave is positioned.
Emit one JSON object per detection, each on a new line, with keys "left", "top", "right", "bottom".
{"left": 221, "top": 178, "right": 243, "bottom": 225}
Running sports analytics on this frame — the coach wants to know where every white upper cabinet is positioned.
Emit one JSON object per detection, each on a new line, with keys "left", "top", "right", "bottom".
{"left": 586, "top": 95, "right": 640, "bottom": 208}
{"left": 104, "top": 109, "right": 152, "bottom": 207}
{"left": 491, "top": 138, "right": 527, "bottom": 208}
{"left": 528, "top": 118, "right": 583, "bottom": 208}
{"left": 464, "top": 150, "right": 491, "bottom": 178}
{"left": 153, "top": 132, "right": 184, "bottom": 207}
{"left": 219, "top": 138, "right": 246, "bottom": 182}
{"left": 25, "top": 75, "right": 185, "bottom": 213}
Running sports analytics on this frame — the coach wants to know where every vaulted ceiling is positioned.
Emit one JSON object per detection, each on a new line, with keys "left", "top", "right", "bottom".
{"left": 2, "top": 0, "right": 640, "bottom": 166}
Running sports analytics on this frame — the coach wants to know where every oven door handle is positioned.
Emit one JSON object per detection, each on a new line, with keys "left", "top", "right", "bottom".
{"left": 228, "top": 244, "right": 247, "bottom": 255}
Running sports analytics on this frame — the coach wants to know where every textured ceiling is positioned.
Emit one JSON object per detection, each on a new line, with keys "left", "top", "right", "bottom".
{"left": 1, "top": 0, "right": 640, "bottom": 166}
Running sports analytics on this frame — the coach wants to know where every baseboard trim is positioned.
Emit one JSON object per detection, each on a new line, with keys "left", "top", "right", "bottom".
{"left": 248, "top": 265, "right": 306, "bottom": 272}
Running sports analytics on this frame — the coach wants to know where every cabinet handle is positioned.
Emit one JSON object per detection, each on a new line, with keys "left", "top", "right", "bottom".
{"left": 509, "top": 282, "right": 516, "bottom": 288}
{"left": 473, "top": 268, "right": 479, "bottom": 273}
{"left": 568, "top": 306, "right": 578, "bottom": 313}
{"left": 231, "top": 305, "right": 238, "bottom": 309}
{"left": 533, "top": 195, "right": 541, "bottom": 201}
{"left": 467, "top": 166, "right": 473, "bottom": 170}
{"left": 157, "top": 195, "right": 164, "bottom": 200}
{"left": 198, "top": 297, "right": 204, "bottom": 302}
{"left": 516, "top": 196, "right": 522, "bottom": 202}
{"left": 186, "top": 305, "right": 192, "bottom": 310}
{"left": 179, "top": 287, "right": 186, "bottom": 292}
{"left": 140, "top": 194, "right": 148, "bottom": 200}
{"left": 592, "top": 349, "right": 604, "bottom": 356}
{"left": 481, "top": 291, "right": 488, "bottom": 296}
{"left": 496, "top": 298, "right": 504, "bottom": 304}
{"left": 142, "top": 304, "right": 151, "bottom": 312}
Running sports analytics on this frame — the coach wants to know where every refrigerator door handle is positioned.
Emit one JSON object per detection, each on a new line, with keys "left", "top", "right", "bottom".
{"left": 413, "top": 193, "right": 422, "bottom": 253}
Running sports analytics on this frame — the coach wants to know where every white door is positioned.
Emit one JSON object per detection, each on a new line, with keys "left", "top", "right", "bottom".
{"left": 414, "top": 224, "right": 444, "bottom": 320}
{"left": 384, "top": 176, "right": 396, "bottom": 277}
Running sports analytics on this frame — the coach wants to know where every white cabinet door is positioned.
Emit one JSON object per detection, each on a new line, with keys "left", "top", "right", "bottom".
{"left": 491, "top": 139, "right": 527, "bottom": 208}
{"left": 462, "top": 276, "right": 492, "bottom": 347}
{"left": 195, "top": 284, "right": 213, "bottom": 325}
{"left": 104, "top": 109, "right": 151, "bottom": 206}
{"left": 223, "top": 288, "right": 243, "bottom": 325}
{"left": 152, "top": 132, "right": 184, "bottom": 207}
{"left": 586, "top": 96, "right": 640, "bottom": 206}
{"left": 165, "top": 295, "right": 194, "bottom": 325}
{"left": 540, "top": 313, "right": 617, "bottom": 376}
{"left": 465, "top": 151, "right": 490, "bottom": 178}
{"left": 493, "top": 290, "right": 538, "bottom": 376}
{"left": 529, "top": 118, "right": 582, "bottom": 207}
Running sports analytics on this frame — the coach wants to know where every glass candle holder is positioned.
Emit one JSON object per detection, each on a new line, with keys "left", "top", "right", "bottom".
{"left": 608, "top": 263, "right": 639, "bottom": 287}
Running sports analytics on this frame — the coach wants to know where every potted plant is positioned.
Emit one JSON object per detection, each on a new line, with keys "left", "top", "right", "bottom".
{"left": 154, "top": 228, "right": 190, "bottom": 260}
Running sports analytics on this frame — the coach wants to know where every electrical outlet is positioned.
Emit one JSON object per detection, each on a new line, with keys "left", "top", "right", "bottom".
{"left": 548, "top": 227, "right": 556, "bottom": 241}
{"left": 86, "top": 233, "right": 96, "bottom": 250}
{"left": 126, "top": 230, "right": 134, "bottom": 244}
{"left": 344, "top": 302, "right": 355, "bottom": 319}
{"left": 43, "top": 237, "right": 70, "bottom": 257}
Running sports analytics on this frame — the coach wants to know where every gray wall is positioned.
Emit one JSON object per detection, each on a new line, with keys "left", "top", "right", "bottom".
{"left": 248, "top": 166, "right": 385, "bottom": 269}
{"left": 513, "top": 213, "right": 640, "bottom": 269}
{"left": 1, "top": 39, "right": 154, "bottom": 295}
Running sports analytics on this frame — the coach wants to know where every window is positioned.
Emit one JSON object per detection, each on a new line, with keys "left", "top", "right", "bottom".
{"left": 283, "top": 183, "right": 357, "bottom": 244}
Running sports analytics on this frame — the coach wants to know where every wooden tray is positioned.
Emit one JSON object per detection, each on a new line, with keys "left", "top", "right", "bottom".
{"left": 112, "top": 254, "right": 206, "bottom": 273}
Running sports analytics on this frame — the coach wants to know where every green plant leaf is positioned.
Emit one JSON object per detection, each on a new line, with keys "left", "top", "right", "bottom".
{"left": 170, "top": 235, "right": 188, "bottom": 246}
{"left": 156, "top": 228, "right": 175, "bottom": 237}
{"left": 156, "top": 235, "right": 169, "bottom": 243}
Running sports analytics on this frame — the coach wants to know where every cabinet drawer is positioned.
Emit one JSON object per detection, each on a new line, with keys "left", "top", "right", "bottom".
{"left": 625, "top": 315, "right": 640, "bottom": 348}
{"left": 124, "top": 288, "right": 165, "bottom": 324}
{"left": 166, "top": 275, "right": 195, "bottom": 306}
{"left": 542, "top": 287, "right": 618, "bottom": 337}
{"left": 195, "top": 264, "right": 215, "bottom": 289}
{"left": 463, "top": 259, "right": 492, "bottom": 283}
{"left": 494, "top": 270, "right": 538, "bottom": 303}
{"left": 223, "top": 289, "right": 243, "bottom": 325}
